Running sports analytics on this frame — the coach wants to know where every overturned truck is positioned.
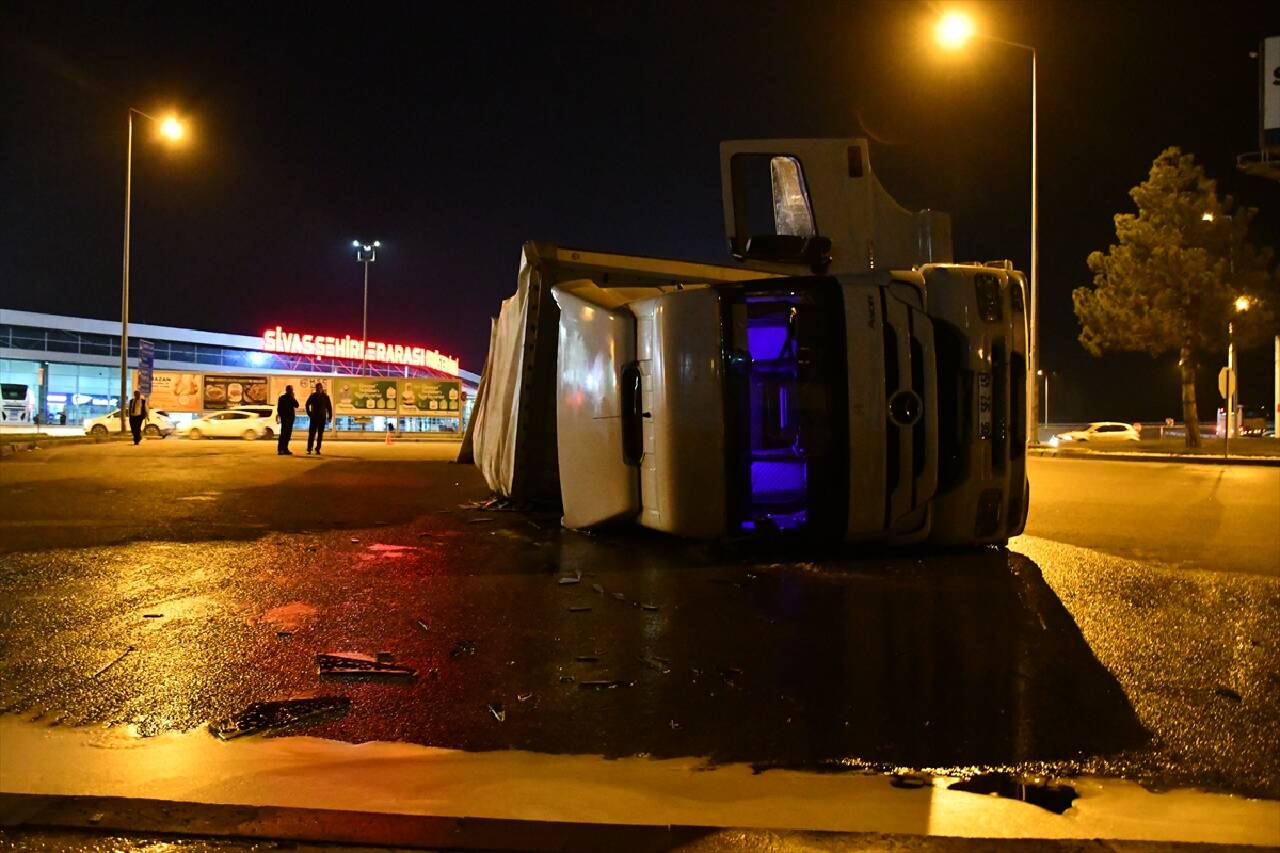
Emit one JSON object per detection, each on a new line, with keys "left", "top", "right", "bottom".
{"left": 463, "top": 139, "right": 1028, "bottom": 545}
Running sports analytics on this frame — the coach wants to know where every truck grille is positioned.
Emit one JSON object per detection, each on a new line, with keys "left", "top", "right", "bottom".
{"left": 880, "top": 291, "right": 936, "bottom": 534}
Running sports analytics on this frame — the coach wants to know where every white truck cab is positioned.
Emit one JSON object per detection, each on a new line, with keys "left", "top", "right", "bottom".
{"left": 468, "top": 139, "right": 1029, "bottom": 546}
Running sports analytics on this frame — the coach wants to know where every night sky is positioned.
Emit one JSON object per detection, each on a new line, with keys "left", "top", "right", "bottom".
{"left": 2, "top": 0, "right": 1276, "bottom": 421}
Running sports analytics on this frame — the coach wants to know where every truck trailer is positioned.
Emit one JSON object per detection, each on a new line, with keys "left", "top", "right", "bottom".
{"left": 465, "top": 139, "right": 1028, "bottom": 546}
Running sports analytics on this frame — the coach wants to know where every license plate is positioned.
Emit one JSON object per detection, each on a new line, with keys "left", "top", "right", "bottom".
{"left": 977, "top": 372, "right": 993, "bottom": 440}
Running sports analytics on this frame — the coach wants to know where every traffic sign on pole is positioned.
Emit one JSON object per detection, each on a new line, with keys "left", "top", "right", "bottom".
{"left": 1218, "top": 366, "right": 1236, "bottom": 399}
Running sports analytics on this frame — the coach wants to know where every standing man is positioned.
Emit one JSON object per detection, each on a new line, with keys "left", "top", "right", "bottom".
{"left": 305, "top": 381, "right": 333, "bottom": 455}
{"left": 127, "top": 389, "right": 148, "bottom": 445}
{"left": 276, "top": 384, "right": 299, "bottom": 455}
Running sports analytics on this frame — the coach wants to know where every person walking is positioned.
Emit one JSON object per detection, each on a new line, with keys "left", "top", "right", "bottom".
{"left": 127, "top": 389, "right": 148, "bottom": 445}
{"left": 276, "top": 384, "right": 299, "bottom": 455}
{"left": 305, "top": 381, "right": 333, "bottom": 455}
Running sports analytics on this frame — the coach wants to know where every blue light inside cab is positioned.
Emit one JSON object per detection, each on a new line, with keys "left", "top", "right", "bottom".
{"left": 746, "top": 323, "right": 788, "bottom": 360}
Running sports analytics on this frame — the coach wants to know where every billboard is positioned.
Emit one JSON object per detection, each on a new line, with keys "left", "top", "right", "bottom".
{"left": 137, "top": 340, "right": 155, "bottom": 397}
{"left": 400, "top": 379, "right": 462, "bottom": 417}
{"left": 203, "top": 374, "right": 270, "bottom": 410}
{"left": 333, "top": 378, "right": 399, "bottom": 415}
{"left": 132, "top": 371, "right": 202, "bottom": 413}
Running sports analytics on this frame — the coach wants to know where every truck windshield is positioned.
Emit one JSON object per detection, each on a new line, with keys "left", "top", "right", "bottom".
{"left": 2, "top": 384, "right": 29, "bottom": 401}
{"left": 724, "top": 281, "right": 847, "bottom": 536}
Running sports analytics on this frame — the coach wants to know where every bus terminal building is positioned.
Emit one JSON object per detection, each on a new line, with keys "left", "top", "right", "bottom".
{"left": 0, "top": 308, "right": 479, "bottom": 433}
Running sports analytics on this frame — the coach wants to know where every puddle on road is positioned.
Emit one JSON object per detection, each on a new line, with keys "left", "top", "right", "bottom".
{"left": 948, "top": 772, "right": 1079, "bottom": 814}
{"left": 357, "top": 543, "right": 422, "bottom": 562}
{"left": 256, "top": 601, "right": 318, "bottom": 631}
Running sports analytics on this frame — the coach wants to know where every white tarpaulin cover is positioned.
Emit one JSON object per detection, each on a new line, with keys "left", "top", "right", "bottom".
{"left": 467, "top": 244, "right": 562, "bottom": 502}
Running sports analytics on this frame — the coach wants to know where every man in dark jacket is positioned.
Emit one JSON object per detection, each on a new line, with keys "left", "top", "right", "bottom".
{"left": 305, "top": 381, "right": 333, "bottom": 455}
{"left": 127, "top": 389, "right": 148, "bottom": 445}
{"left": 275, "top": 384, "right": 299, "bottom": 455}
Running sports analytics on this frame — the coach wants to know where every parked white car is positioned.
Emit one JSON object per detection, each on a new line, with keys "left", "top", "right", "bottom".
{"left": 84, "top": 409, "right": 175, "bottom": 438}
{"left": 1050, "top": 421, "right": 1140, "bottom": 446}
{"left": 178, "top": 408, "right": 274, "bottom": 440}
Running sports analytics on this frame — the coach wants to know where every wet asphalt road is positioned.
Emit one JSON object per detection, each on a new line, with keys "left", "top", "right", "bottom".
{"left": 0, "top": 440, "right": 1276, "bottom": 799}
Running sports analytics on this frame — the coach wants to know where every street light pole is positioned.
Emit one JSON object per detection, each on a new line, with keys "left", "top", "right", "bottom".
{"left": 353, "top": 240, "right": 381, "bottom": 375}
{"left": 119, "top": 108, "right": 185, "bottom": 434}
{"left": 935, "top": 13, "right": 1039, "bottom": 446}
{"left": 119, "top": 111, "right": 134, "bottom": 434}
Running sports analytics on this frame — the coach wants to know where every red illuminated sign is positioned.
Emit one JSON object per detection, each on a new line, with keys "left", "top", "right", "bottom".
{"left": 262, "top": 326, "right": 459, "bottom": 375}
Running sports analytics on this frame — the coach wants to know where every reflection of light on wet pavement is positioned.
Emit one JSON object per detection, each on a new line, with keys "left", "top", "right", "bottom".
{"left": 1, "top": 717, "right": 1275, "bottom": 846}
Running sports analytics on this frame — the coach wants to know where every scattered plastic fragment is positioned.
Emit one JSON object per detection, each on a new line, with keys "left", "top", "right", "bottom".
{"left": 557, "top": 576, "right": 581, "bottom": 585}
{"left": 450, "top": 640, "right": 477, "bottom": 659}
{"left": 948, "top": 773, "right": 1078, "bottom": 815}
{"left": 640, "top": 655, "right": 671, "bottom": 674}
{"left": 350, "top": 538, "right": 360, "bottom": 543}
{"left": 891, "top": 773, "right": 930, "bottom": 789}
{"left": 591, "top": 583, "right": 605, "bottom": 596}
{"left": 91, "top": 646, "right": 135, "bottom": 679}
{"left": 641, "top": 603, "right": 660, "bottom": 612}
{"left": 317, "top": 652, "right": 416, "bottom": 679}
{"left": 466, "top": 517, "right": 497, "bottom": 524}
{"left": 611, "top": 592, "right": 626, "bottom": 600}
{"left": 209, "top": 696, "right": 351, "bottom": 740}
{"left": 578, "top": 679, "right": 634, "bottom": 690}
{"left": 568, "top": 606, "right": 591, "bottom": 612}
{"left": 415, "top": 619, "right": 430, "bottom": 632}
{"left": 669, "top": 720, "right": 682, "bottom": 731}
{"left": 488, "top": 702, "right": 506, "bottom": 722}
{"left": 517, "top": 692, "right": 534, "bottom": 703}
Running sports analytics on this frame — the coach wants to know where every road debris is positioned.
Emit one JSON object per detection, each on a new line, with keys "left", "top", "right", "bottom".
{"left": 209, "top": 696, "right": 351, "bottom": 740}
{"left": 578, "top": 679, "right": 634, "bottom": 690}
{"left": 641, "top": 603, "right": 660, "bottom": 612}
{"left": 488, "top": 701, "right": 506, "bottom": 722}
{"left": 517, "top": 692, "right": 534, "bottom": 703}
{"left": 91, "top": 646, "right": 135, "bottom": 679}
{"left": 415, "top": 619, "right": 430, "bottom": 632}
{"left": 568, "top": 605, "right": 591, "bottom": 612}
{"left": 559, "top": 675, "right": 575, "bottom": 683}
{"left": 450, "top": 640, "right": 477, "bottom": 659}
{"left": 317, "top": 652, "right": 416, "bottom": 679}
{"left": 640, "top": 655, "right": 671, "bottom": 674}
{"left": 948, "top": 773, "right": 1079, "bottom": 815}
{"left": 591, "top": 583, "right": 605, "bottom": 596}
{"left": 557, "top": 575, "right": 581, "bottom": 585}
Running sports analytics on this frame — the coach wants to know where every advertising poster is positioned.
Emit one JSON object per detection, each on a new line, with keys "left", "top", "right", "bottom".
{"left": 399, "top": 379, "right": 461, "bottom": 417}
{"left": 333, "top": 378, "right": 399, "bottom": 415}
{"left": 269, "top": 375, "right": 320, "bottom": 410}
{"left": 132, "top": 370, "right": 202, "bottom": 413}
{"left": 203, "top": 374, "right": 270, "bottom": 411}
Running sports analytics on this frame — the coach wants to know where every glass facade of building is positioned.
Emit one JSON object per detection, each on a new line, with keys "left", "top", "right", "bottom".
{"left": 1, "top": 312, "right": 477, "bottom": 432}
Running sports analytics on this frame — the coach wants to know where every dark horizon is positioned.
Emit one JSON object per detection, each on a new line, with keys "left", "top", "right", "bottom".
{"left": 3, "top": 0, "right": 1277, "bottom": 422}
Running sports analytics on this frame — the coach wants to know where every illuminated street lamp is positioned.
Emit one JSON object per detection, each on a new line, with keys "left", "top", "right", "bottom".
{"left": 120, "top": 109, "right": 186, "bottom": 433}
{"left": 1226, "top": 296, "right": 1252, "bottom": 454}
{"left": 353, "top": 240, "right": 381, "bottom": 374}
{"left": 1036, "top": 368, "right": 1055, "bottom": 429}
{"left": 935, "top": 11, "right": 1040, "bottom": 445}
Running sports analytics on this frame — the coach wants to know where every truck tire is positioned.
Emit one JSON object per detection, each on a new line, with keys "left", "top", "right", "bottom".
{"left": 91, "top": 424, "right": 108, "bottom": 437}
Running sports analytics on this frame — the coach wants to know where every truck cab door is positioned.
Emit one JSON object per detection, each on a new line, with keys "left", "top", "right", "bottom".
{"left": 552, "top": 287, "right": 641, "bottom": 528}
